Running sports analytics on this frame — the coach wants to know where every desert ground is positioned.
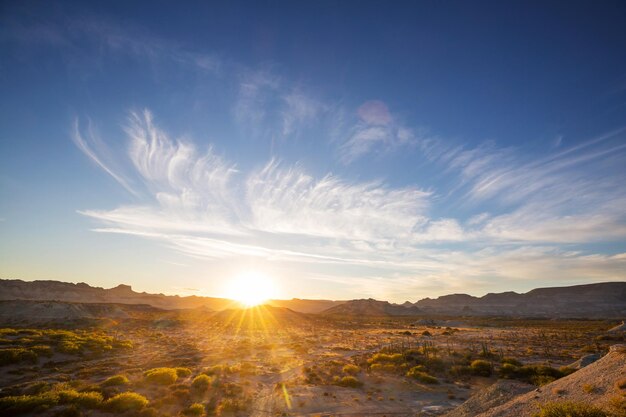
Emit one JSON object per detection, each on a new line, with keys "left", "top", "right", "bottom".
{"left": 0, "top": 304, "right": 625, "bottom": 416}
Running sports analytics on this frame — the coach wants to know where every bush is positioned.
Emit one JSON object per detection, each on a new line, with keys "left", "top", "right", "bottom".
{"left": 144, "top": 368, "right": 178, "bottom": 385}
{"left": 105, "top": 392, "right": 148, "bottom": 412}
{"left": 368, "top": 353, "right": 404, "bottom": 364}
{"left": 533, "top": 401, "right": 608, "bottom": 417}
{"left": 406, "top": 366, "right": 438, "bottom": 384}
{"left": 0, "top": 393, "right": 55, "bottom": 413}
{"left": 470, "top": 360, "right": 492, "bottom": 376}
{"left": 31, "top": 345, "right": 53, "bottom": 357}
{"left": 343, "top": 364, "right": 360, "bottom": 375}
{"left": 370, "top": 363, "right": 397, "bottom": 373}
{"left": 57, "top": 341, "right": 82, "bottom": 354}
{"left": 336, "top": 376, "right": 363, "bottom": 388}
{"left": 191, "top": 374, "right": 213, "bottom": 392}
{"left": 449, "top": 365, "right": 472, "bottom": 376}
{"left": 101, "top": 375, "right": 130, "bottom": 387}
{"left": 184, "top": 403, "right": 205, "bottom": 416}
{"left": 57, "top": 390, "right": 103, "bottom": 408}
{"left": 216, "top": 399, "right": 246, "bottom": 414}
{"left": 176, "top": 367, "right": 192, "bottom": 377}
{"left": 503, "top": 365, "right": 570, "bottom": 386}
{"left": 0, "top": 348, "right": 38, "bottom": 366}
{"left": 502, "top": 357, "right": 523, "bottom": 366}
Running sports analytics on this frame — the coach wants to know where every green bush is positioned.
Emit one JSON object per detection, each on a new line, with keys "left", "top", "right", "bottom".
{"left": 216, "top": 398, "right": 246, "bottom": 414}
{"left": 368, "top": 353, "right": 404, "bottom": 364}
{"left": 191, "top": 374, "right": 213, "bottom": 392}
{"left": 533, "top": 401, "right": 608, "bottom": 417}
{"left": 101, "top": 374, "right": 130, "bottom": 387}
{"left": 502, "top": 357, "right": 523, "bottom": 366}
{"left": 0, "top": 389, "right": 102, "bottom": 413}
{"left": 57, "top": 341, "right": 82, "bottom": 354}
{"left": 499, "top": 364, "right": 570, "bottom": 386}
{"left": 406, "top": 366, "right": 438, "bottom": 384}
{"left": 370, "top": 363, "right": 397, "bottom": 372}
{"left": 0, "top": 348, "right": 38, "bottom": 365}
{"left": 0, "top": 393, "right": 55, "bottom": 413}
{"left": 105, "top": 392, "right": 148, "bottom": 412}
{"left": 176, "top": 367, "right": 192, "bottom": 377}
{"left": 144, "top": 367, "right": 178, "bottom": 385}
{"left": 336, "top": 376, "right": 363, "bottom": 388}
{"left": 342, "top": 364, "right": 360, "bottom": 375}
{"left": 184, "top": 403, "right": 205, "bottom": 416}
{"left": 449, "top": 365, "right": 472, "bottom": 376}
{"left": 57, "top": 390, "right": 103, "bottom": 408}
{"left": 470, "top": 360, "right": 492, "bottom": 376}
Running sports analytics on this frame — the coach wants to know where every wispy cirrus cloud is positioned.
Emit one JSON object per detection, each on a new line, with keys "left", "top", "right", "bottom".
{"left": 73, "top": 109, "right": 626, "bottom": 299}
{"left": 78, "top": 110, "right": 434, "bottom": 266}
{"left": 339, "top": 100, "right": 415, "bottom": 164}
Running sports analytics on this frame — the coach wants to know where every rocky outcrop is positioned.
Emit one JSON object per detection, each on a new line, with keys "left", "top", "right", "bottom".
{"left": 448, "top": 344, "right": 626, "bottom": 417}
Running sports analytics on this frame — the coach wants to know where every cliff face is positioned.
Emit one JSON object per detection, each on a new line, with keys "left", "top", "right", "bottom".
{"left": 414, "top": 282, "right": 626, "bottom": 318}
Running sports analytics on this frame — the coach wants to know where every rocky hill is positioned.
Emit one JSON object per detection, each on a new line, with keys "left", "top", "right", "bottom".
{"left": 321, "top": 298, "right": 422, "bottom": 316}
{"left": 0, "top": 279, "right": 236, "bottom": 310}
{"left": 267, "top": 298, "right": 345, "bottom": 313}
{"left": 0, "top": 300, "right": 163, "bottom": 323}
{"left": 447, "top": 344, "right": 626, "bottom": 417}
{"left": 415, "top": 282, "right": 626, "bottom": 318}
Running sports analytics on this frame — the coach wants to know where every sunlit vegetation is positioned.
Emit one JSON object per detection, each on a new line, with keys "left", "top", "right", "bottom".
{"left": 0, "top": 316, "right": 618, "bottom": 416}
{"left": 533, "top": 401, "right": 609, "bottom": 417}
{"left": 104, "top": 392, "right": 149, "bottom": 412}
{"left": 144, "top": 367, "right": 179, "bottom": 385}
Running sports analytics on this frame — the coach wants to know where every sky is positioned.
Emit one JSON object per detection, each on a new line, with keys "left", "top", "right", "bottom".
{"left": 1, "top": 1, "right": 625, "bottom": 302}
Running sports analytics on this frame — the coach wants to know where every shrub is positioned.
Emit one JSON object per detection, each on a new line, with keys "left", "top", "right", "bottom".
{"left": 31, "top": 345, "right": 53, "bottom": 357}
{"left": 336, "top": 376, "right": 363, "bottom": 388}
{"left": 57, "top": 341, "right": 82, "bottom": 354}
{"left": 184, "top": 403, "right": 205, "bottom": 416}
{"left": 406, "top": 367, "right": 438, "bottom": 384}
{"left": 370, "top": 363, "right": 397, "bottom": 373}
{"left": 176, "top": 367, "right": 192, "bottom": 377}
{"left": 0, "top": 348, "right": 38, "bottom": 365}
{"left": 144, "top": 367, "right": 178, "bottom": 385}
{"left": 105, "top": 392, "right": 148, "bottom": 412}
{"left": 449, "top": 365, "right": 472, "bottom": 376}
{"left": 470, "top": 360, "right": 492, "bottom": 376}
{"left": 368, "top": 353, "right": 404, "bottom": 364}
{"left": 533, "top": 401, "right": 607, "bottom": 417}
{"left": 101, "top": 375, "right": 130, "bottom": 387}
{"left": 216, "top": 399, "right": 246, "bottom": 414}
{"left": 0, "top": 393, "right": 55, "bottom": 413}
{"left": 191, "top": 374, "right": 213, "bottom": 392}
{"left": 502, "top": 357, "right": 523, "bottom": 366}
{"left": 57, "top": 390, "right": 103, "bottom": 408}
{"left": 343, "top": 364, "right": 360, "bottom": 375}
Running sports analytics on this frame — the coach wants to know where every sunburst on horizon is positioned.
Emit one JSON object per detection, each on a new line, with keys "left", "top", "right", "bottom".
{"left": 224, "top": 271, "right": 276, "bottom": 307}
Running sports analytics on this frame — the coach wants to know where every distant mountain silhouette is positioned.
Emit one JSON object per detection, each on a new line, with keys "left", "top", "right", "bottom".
{"left": 1, "top": 279, "right": 624, "bottom": 318}
{"left": 0, "top": 279, "right": 343, "bottom": 313}
{"left": 414, "top": 282, "right": 626, "bottom": 318}
{"left": 322, "top": 298, "right": 422, "bottom": 316}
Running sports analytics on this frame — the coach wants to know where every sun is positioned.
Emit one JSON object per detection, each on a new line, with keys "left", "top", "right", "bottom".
{"left": 224, "top": 272, "right": 276, "bottom": 307}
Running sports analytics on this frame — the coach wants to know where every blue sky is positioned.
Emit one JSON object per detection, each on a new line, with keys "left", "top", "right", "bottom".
{"left": 1, "top": 1, "right": 625, "bottom": 301}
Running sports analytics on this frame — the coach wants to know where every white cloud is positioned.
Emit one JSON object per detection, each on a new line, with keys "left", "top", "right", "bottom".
{"left": 339, "top": 100, "right": 415, "bottom": 164}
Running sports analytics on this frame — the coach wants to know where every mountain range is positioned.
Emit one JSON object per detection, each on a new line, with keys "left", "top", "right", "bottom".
{"left": 0, "top": 279, "right": 624, "bottom": 318}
